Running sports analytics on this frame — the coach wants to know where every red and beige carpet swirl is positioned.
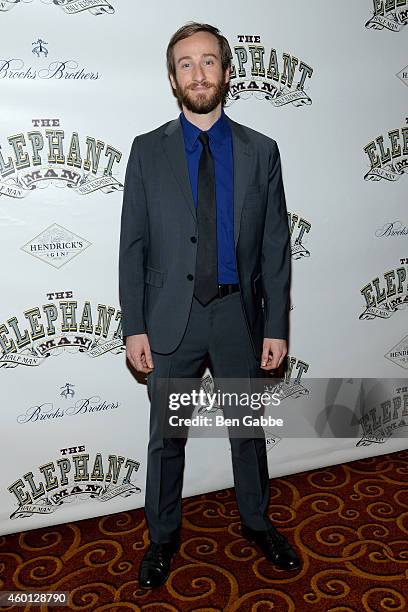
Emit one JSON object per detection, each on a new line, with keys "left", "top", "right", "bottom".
{"left": 1, "top": 449, "right": 407, "bottom": 611}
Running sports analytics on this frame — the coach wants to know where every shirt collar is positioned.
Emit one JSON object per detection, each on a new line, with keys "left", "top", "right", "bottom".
{"left": 180, "top": 109, "right": 230, "bottom": 151}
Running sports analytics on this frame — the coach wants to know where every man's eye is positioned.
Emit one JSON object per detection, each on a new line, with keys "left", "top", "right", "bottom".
{"left": 204, "top": 59, "right": 214, "bottom": 65}
{"left": 182, "top": 63, "right": 191, "bottom": 69}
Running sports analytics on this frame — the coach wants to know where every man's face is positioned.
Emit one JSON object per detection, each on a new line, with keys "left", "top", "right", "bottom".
{"left": 169, "top": 31, "right": 230, "bottom": 114}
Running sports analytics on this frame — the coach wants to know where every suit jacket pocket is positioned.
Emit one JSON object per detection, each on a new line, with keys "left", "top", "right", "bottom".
{"left": 145, "top": 265, "right": 165, "bottom": 287}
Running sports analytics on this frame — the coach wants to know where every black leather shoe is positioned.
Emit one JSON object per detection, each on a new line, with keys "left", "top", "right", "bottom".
{"left": 138, "top": 539, "right": 180, "bottom": 589}
{"left": 241, "top": 524, "right": 301, "bottom": 571}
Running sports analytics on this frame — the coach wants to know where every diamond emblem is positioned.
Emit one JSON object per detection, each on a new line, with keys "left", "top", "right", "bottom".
{"left": 21, "top": 223, "right": 91, "bottom": 269}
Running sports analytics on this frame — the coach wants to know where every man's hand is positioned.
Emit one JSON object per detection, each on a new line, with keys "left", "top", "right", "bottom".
{"left": 260, "top": 338, "right": 287, "bottom": 370}
{"left": 125, "top": 334, "right": 154, "bottom": 374}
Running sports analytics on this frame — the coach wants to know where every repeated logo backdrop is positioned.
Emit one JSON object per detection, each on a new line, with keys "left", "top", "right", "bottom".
{"left": 0, "top": 0, "right": 406, "bottom": 535}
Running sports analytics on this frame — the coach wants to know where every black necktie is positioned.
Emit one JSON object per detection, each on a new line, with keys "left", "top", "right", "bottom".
{"left": 193, "top": 132, "right": 218, "bottom": 306}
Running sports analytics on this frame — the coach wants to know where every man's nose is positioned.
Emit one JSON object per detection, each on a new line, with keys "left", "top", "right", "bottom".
{"left": 192, "top": 63, "right": 205, "bottom": 82}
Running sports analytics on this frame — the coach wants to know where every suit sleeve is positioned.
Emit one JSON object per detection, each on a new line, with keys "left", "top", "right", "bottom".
{"left": 119, "top": 136, "right": 148, "bottom": 337}
{"left": 261, "top": 141, "right": 291, "bottom": 340}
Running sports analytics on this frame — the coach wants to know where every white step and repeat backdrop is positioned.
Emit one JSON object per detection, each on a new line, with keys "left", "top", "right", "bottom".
{"left": 0, "top": 0, "right": 406, "bottom": 535}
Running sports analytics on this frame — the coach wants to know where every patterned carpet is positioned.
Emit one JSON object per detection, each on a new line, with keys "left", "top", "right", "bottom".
{"left": 1, "top": 449, "right": 407, "bottom": 612}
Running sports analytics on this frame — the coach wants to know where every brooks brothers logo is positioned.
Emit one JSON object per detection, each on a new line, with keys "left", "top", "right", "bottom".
{"left": 364, "top": 118, "right": 408, "bottom": 182}
{"left": 375, "top": 220, "right": 408, "bottom": 238}
{"left": 32, "top": 38, "right": 48, "bottom": 58}
{"left": 359, "top": 260, "right": 408, "bottom": 320}
{"left": 226, "top": 34, "right": 314, "bottom": 108}
{"left": 396, "top": 64, "right": 408, "bottom": 87}
{"left": 21, "top": 224, "right": 91, "bottom": 269}
{"left": 0, "top": 119, "right": 122, "bottom": 199}
{"left": 357, "top": 385, "right": 408, "bottom": 446}
{"left": 0, "top": 0, "right": 115, "bottom": 16}
{"left": 385, "top": 335, "right": 408, "bottom": 369}
{"left": 365, "top": 0, "right": 408, "bottom": 31}
{"left": 0, "top": 38, "right": 99, "bottom": 81}
{"left": 17, "top": 383, "right": 120, "bottom": 424}
{"left": 61, "top": 382, "right": 75, "bottom": 398}
{"left": 0, "top": 290, "right": 124, "bottom": 368}
{"left": 288, "top": 212, "right": 311, "bottom": 259}
{"left": 8, "top": 445, "right": 140, "bottom": 520}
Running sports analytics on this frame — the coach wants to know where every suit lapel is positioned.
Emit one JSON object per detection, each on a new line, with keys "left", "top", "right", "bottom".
{"left": 163, "top": 118, "right": 196, "bottom": 222}
{"left": 229, "top": 118, "right": 252, "bottom": 247}
{"left": 162, "top": 116, "right": 253, "bottom": 246}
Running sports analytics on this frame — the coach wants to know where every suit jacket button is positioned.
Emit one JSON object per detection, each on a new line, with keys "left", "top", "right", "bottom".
{"left": 187, "top": 274, "right": 194, "bottom": 281}
{"left": 190, "top": 236, "right": 197, "bottom": 243}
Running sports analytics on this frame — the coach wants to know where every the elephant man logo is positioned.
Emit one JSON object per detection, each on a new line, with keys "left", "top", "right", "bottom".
{"left": 269, "top": 355, "right": 309, "bottom": 401}
{"left": 288, "top": 212, "right": 311, "bottom": 260}
{"left": 0, "top": 0, "right": 115, "bottom": 15}
{"left": 0, "top": 0, "right": 27, "bottom": 11}
{"left": 226, "top": 35, "right": 313, "bottom": 108}
{"left": 0, "top": 291, "right": 124, "bottom": 369}
{"left": 50, "top": 0, "right": 114, "bottom": 14}
{"left": 0, "top": 120, "right": 122, "bottom": 199}
{"left": 365, "top": 0, "right": 408, "bottom": 31}
{"left": 364, "top": 119, "right": 408, "bottom": 182}
{"left": 8, "top": 446, "right": 140, "bottom": 520}
{"left": 359, "top": 264, "right": 408, "bottom": 319}
{"left": 357, "top": 385, "right": 408, "bottom": 446}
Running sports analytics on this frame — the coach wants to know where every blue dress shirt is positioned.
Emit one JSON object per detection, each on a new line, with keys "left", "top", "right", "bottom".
{"left": 180, "top": 110, "right": 239, "bottom": 284}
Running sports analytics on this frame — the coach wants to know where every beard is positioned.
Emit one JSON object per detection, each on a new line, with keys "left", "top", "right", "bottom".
{"left": 173, "top": 75, "right": 229, "bottom": 114}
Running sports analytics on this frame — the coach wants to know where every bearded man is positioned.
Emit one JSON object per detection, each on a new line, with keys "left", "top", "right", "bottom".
{"left": 119, "top": 21, "right": 301, "bottom": 589}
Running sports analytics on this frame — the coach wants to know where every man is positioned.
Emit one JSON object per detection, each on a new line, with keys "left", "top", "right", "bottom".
{"left": 119, "top": 22, "right": 301, "bottom": 590}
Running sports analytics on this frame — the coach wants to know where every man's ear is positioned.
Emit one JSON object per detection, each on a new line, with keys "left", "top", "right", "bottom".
{"left": 224, "top": 67, "right": 231, "bottom": 85}
{"left": 169, "top": 73, "right": 176, "bottom": 90}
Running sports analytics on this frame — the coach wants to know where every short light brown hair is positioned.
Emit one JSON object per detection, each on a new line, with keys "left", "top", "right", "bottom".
{"left": 166, "top": 22, "right": 232, "bottom": 79}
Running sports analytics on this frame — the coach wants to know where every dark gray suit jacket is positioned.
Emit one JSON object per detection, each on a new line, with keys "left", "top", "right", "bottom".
{"left": 119, "top": 115, "right": 291, "bottom": 361}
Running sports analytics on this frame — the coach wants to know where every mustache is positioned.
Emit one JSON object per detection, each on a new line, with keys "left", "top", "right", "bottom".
{"left": 187, "top": 81, "right": 215, "bottom": 90}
